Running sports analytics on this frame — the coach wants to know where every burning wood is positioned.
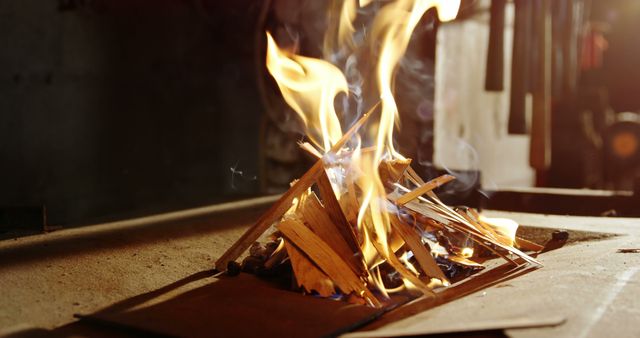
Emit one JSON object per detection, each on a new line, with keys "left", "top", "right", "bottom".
{"left": 216, "top": 0, "right": 541, "bottom": 307}
{"left": 216, "top": 145, "right": 541, "bottom": 306}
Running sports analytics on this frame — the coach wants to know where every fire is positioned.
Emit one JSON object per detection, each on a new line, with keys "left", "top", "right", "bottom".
{"left": 460, "top": 247, "right": 474, "bottom": 258}
{"left": 478, "top": 215, "right": 519, "bottom": 247}
{"left": 265, "top": 33, "right": 347, "bottom": 152}
{"left": 257, "top": 0, "right": 543, "bottom": 304}
{"left": 266, "top": 0, "right": 461, "bottom": 296}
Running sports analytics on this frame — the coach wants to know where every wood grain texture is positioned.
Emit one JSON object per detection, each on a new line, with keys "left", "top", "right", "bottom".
{"left": 301, "top": 192, "right": 365, "bottom": 277}
{"left": 278, "top": 218, "right": 381, "bottom": 307}
{"left": 395, "top": 175, "right": 455, "bottom": 206}
{"left": 284, "top": 240, "right": 335, "bottom": 297}
{"left": 316, "top": 171, "right": 361, "bottom": 255}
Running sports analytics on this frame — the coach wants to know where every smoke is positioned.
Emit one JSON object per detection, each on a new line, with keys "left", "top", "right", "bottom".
{"left": 229, "top": 162, "right": 257, "bottom": 190}
{"left": 274, "top": 0, "right": 450, "bottom": 162}
{"left": 341, "top": 54, "right": 365, "bottom": 127}
{"left": 417, "top": 137, "right": 482, "bottom": 198}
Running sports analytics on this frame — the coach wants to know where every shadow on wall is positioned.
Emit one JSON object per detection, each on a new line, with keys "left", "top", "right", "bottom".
{"left": 0, "top": 1, "right": 265, "bottom": 229}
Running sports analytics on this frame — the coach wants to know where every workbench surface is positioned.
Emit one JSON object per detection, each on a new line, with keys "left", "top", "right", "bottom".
{"left": 1, "top": 198, "right": 638, "bottom": 337}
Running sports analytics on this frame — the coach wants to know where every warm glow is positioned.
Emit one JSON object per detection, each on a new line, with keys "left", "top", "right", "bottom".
{"left": 265, "top": 33, "right": 347, "bottom": 152}
{"left": 266, "top": 0, "right": 461, "bottom": 296}
{"left": 478, "top": 215, "right": 519, "bottom": 247}
{"left": 460, "top": 247, "right": 474, "bottom": 258}
{"left": 434, "top": 0, "right": 461, "bottom": 21}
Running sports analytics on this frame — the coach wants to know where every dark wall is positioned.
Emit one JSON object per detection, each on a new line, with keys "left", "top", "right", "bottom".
{"left": 591, "top": 0, "right": 640, "bottom": 112}
{"left": 0, "top": 1, "right": 264, "bottom": 227}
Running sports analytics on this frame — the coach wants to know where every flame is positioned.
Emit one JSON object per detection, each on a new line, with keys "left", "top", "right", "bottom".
{"left": 372, "top": 0, "right": 460, "bottom": 160}
{"left": 338, "top": 0, "right": 358, "bottom": 49}
{"left": 266, "top": 0, "right": 461, "bottom": 296}
{"left": 265, "top": 33, "right": 347, "bottom": 152}
{"left": 400, "top": 251, "right": 420, "bottom": 275}
{"left": 478, "top": 215, "right": 519, "bottom": 247}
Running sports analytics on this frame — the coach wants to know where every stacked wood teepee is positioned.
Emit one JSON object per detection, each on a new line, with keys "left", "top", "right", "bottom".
{"left": 215, "top": 113, "right": 541, "bottom": 307}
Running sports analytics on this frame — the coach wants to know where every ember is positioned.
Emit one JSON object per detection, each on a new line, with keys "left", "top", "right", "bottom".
{"left": 216, "top": 0, "right": 541, "bottom": 307}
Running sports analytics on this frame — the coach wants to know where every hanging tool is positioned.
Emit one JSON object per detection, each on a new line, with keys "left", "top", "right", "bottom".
{"left": 485, "top": 0, "right": 507, "bottom": 91}
{"left": 508, "top": 0, "right": 532, "bottom": 134}
{"left": 529, "top": 0, "right": 552, "bottom": 171}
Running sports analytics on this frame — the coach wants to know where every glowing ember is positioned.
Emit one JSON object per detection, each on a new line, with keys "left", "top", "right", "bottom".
{"left": 460, "top": 247, "right": 474, "bottom": 258}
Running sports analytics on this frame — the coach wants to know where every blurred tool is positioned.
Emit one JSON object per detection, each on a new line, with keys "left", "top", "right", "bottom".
{"left": 485, "top": 0, "right": 506, "bottom": 91}
{"left": 604, "top": 112, "right": 640, "bottom": 189}
{"left": 529, "top": 0, "right": 552, "bottom": 171}
{"left": 508, "top": 0, "right": 532, "bottom": 134}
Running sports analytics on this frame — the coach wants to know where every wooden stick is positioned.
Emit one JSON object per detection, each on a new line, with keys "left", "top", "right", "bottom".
{"left": 299, "top": 141, "right": 323, "bottom": 159}
{"left": 405, "top": 165, "right": 426, "bottom": 185}
{"left": 379, "top": 159, "right": 412, "bottom": 187}
{"left": 400, "top": 199, "right": 520, "bottom": 265}
{"left": 395, "top": 182, "right": 532, "bottom": 266}
{"left": 333, "top": 108, "right": 375, "bottom": 151}
{"left": 515, "top": 237, "right": 544, "bottom": 252}
{"left": 395, "top": 175, "right": 456, "bottom": 206}
{"left": 407, "top": 185, "right": 541, "bottom": 266}
{"left": 466, "top": 207, "right": 543, "bottom": 252}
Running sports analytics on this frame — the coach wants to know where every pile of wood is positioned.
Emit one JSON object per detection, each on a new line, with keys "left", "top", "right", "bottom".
{"left": 216, "top": 114, "right": 542, "bottom": 307}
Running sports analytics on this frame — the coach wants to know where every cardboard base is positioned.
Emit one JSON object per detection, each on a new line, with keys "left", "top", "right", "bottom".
{"left": 78, "top": 273, "right": 404, "bottom": 338}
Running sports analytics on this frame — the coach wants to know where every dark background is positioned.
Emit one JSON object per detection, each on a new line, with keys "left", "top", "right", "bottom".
{"left": 0, "top": 1, "right": 264, "bottom": 227}
{"left": 598, "top": 0, "right": 640, "bottom": 112}
{"left": 3, "top": 0, "right": 640, "bottom": 230}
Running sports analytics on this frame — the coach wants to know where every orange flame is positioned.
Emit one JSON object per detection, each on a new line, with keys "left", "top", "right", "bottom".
{"left": 266, "top": 0, "right": 461, "bottom": 295}
{"left": 265, "top": 33, "right": 347, "bottom": 152}
{"left": 478, "top": 215, "right": 519, "bottom": 247}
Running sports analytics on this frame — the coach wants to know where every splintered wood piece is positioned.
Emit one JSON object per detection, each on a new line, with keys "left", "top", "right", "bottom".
{"left": 407, "top": 184, "right": 540, "bottom": 266}
{"left": 447, "top": 255, "right": 484, "bottom": 268}
{"left": 333, "top": 109, "right": 375, "bottom": 150}
{"left": 301, "top": 192, "right": 365, "bottom": 277}
{"left": 395, "top": 175, "right": 456, "bottom": 206}
{"left": 215, "top": 112, "right": 374, "bottom": 271}
{"left": 395, "top": 183, "right": 535, "bottom": 266}
{"left": 379, "top": 159, "right": 412, "bottom": 187}
{"left": 343, "top": 172, "right": 360, "bottom": 226}
{"left": 277, "top": 219, "right": 382, "bottom": 307}
{"left": 402, "top": 200, "right": 451, "bottom": 226}
{"left": 405, "top": 165, "right": 426, "bottom": 186}
{"left": 515, "top": 237, "right": 544, "bottom": 252}
{"left": 317, "top": 170, "right": 360, "bottom": 254}
{"left": 389, "top": 217, "right": 448, "bottom": 283}
{"left": 299, "top": 141, "right": 323, "bottom": 159}
{"left": 284, "top": 240, "right": 336, "bottom": 297}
